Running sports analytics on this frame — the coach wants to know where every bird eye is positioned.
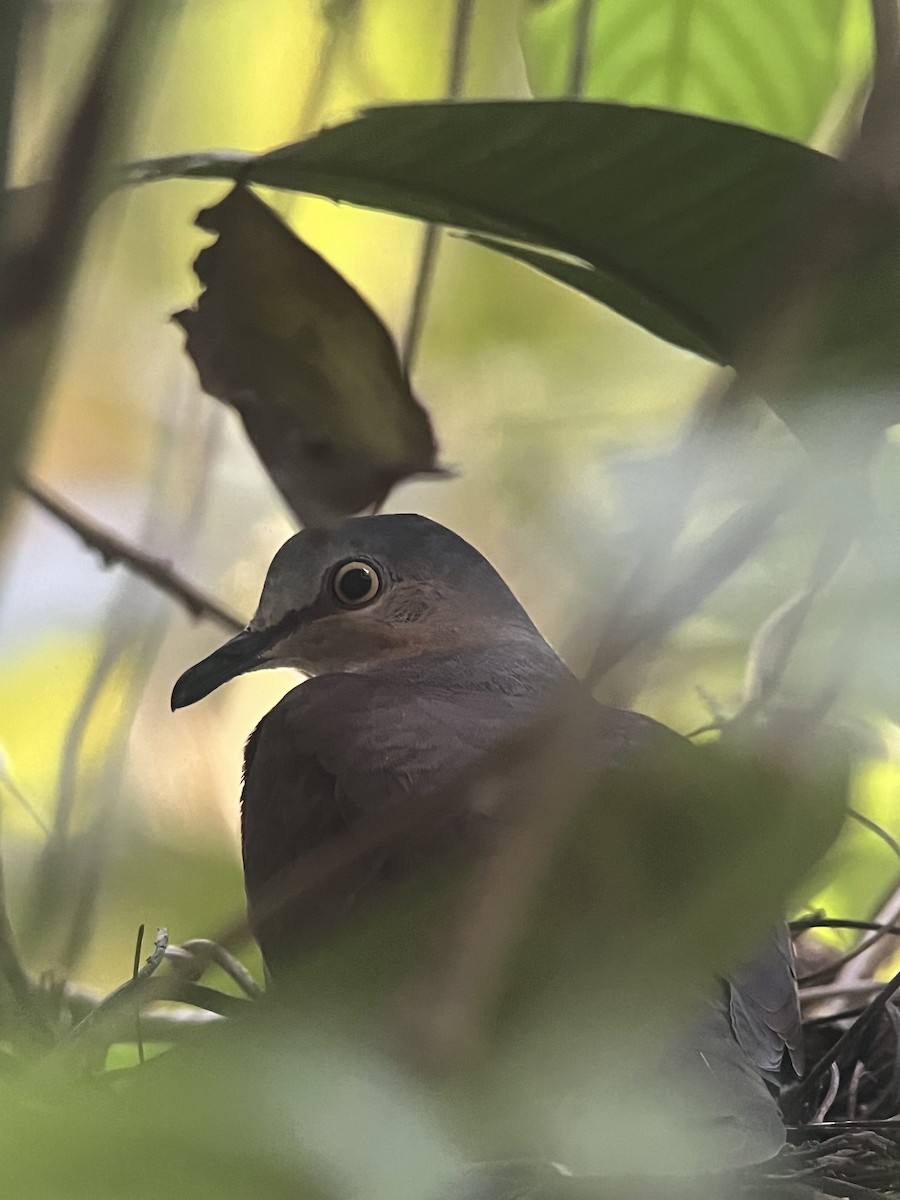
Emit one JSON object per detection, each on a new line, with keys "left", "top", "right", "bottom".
{"left": 332, "top": 560, "right": 381, "bottom": 607}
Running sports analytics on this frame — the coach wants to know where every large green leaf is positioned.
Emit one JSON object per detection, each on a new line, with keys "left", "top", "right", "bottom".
{"left": 131, "top": 101, "right": 836, "bottom": 367}
{"left": 520, "top": 0, "right": 857, "bottom": 141}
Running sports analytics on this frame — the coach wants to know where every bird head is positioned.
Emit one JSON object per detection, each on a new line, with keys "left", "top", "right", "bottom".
{"left": 171, "top": 514, "right": 538, "bottom": 708}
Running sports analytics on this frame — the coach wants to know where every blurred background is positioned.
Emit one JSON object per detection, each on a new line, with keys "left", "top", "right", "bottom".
{"left": 0, "top": 0, "right": 894, "bottom": 1001}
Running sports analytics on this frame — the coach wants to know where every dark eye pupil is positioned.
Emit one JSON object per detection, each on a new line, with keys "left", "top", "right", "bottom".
{"left": 338, "top": 567, "right": 374, "bottom": 602}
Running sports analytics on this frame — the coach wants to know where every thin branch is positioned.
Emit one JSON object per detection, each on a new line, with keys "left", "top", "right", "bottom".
{"left": 57, "top": 399, "right": 228, "bottom": 971}
{"left": 0, "top": 758, "right": 49, "bottom": 834}
{"left": 566, "top": 0, "right": 596, "bottom": 97}
{"left": 812, "top": 1061, "right": 841, "bottom": 1123}
{"left": 800, "top": 980, "right": 889, "bottom": 1006}
{"left": 835, "top": 878, "right": 900, "bottom": 991}
{"left": 400, "top": 0, "right": 475, "bottom": 375}
{"left": 793, "top": 917, "right": 900, "bottom": 937}
{"left": 847, "top": 1059, "right": 865, "bottom": 1122}
{"left": 584, "top": 478, "right": 795, "bottom": 685}
{"left": 796, "top": 961, "right": 900, "bottom": 1110}
{"left": 0, "top": 0, "right": 165, "bottom": 530}
{"left": 0, "top": 807, "right": 50, "bottom": 1041}
{"left": 740, "top": 518, "right": 857, "bottom": 714}
{"left": 62, "top": 976, "right": 248, "bottom": 1027}
{"left": 19, "top": 475, "right": 244, "bottom": 633}
{"left": 167, "top": 939, "right": 262, "bottom": 999}
{"left": 797, "top": 811, "right": 900, "bottom": 986}
{"left": 132, "top": 923, "right": 145, "bottom": 1064}
{"left": 296, "top": 0, "right": 361, "bottom": 136}
{"left": 62, "top": 927, "right": 169, "bottom": 1047}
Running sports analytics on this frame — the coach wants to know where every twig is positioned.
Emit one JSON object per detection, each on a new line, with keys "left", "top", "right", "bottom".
{"left": 0, "top": 5, "right": 28, "bottom": 234}
{"left": 62, "top": 927, "right": 169, "bottom": 1047}
{"left": 848, "top": 809, "right": 900, "bottom": 864}
{"left": 296, "top": 0, "right": 361, "bottom": 136}
{"left": 19, "top": 475, "right": 244, "bottom": 633}
{"left": 847, "top": 1059, "right": 865, "bottom": 1121}
{"left": 400, "top": 0, "right": 475, "bottom": 375}
{"left": 740, "top": 518, "right": 857, "bottom": 715}
{"left": 61, "top": 976, "right": 247, "bottom": 1027}
{"left": 796, "top": 961, "right": 900, "bottom": 1110}
{"left": 0, "top": 804, "right": 49, "bottom": 1041}
{"left": 565, "top": 0, "right": 596, "bottom": 97}
{"left": 798, "top": 812, "right": 900, "bottom": 986}
{"left": 800, "top": 980, "right": 889, "bottom": 1006}
{"left": 0, "top": 756, "right": 48, "bottom": 834}
{"left": 0, "top": 0, "right": 165, "bottom": 529}
{"left": 814, "top": 1180, "right": 894, "bottom": 1200}
{"left": 167, "top": 939, "right": 262, "bottom": 999}
{"left": 836, "top": 878, "right": 900, "bottom": 991}
{"left": 584, "top": 478, "right": 794, "bottom": 685}
{"left": 59, "top": 397, "right": 228, "bottom": 972}
{"left": 132, "top": 923, "right": 145, "bottom": 1064}
{"left": 812, "top": 1061, "right": 841, "bottom": 1123}
{"left": 794, "top": 1118, "right": 900, "bottom": 1133}
{"left": 793, "top": 917, "right": 900, "bottom": 937}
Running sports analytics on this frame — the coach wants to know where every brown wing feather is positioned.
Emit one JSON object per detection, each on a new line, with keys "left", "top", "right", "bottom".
{"left": 239, "top": 663, "right": 552, "bottom": 963}
{"left": 728, "top": 924, "right": 804, "bottom": 1079}
{"left": 240, "top": 657, "right": 801, "bottom": 1122}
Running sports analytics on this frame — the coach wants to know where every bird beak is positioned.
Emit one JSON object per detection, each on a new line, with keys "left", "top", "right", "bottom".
{"left": 170, "top": 626, "right": 280, "bottom": 710}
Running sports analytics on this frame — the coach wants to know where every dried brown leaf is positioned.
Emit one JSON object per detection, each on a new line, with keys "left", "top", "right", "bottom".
{"left": 175, "top": 186, "right": 441, "bottom": 528}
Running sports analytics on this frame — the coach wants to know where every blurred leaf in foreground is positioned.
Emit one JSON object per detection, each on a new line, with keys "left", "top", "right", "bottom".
{"left": 0, "top": 1012, "right": 459, "bottom": 1200}
{"left": 174, "top": 186, "right": 440, "bottom": 529}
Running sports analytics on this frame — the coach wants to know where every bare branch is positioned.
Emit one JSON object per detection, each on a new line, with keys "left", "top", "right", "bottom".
{"left": 401, "top": 0, "right": 475, "bottom": 375}
{"left": 60, "top": 977, "right": 244, "bottom": 1039}
{"left": 167, "top": 939, "right": 262, "bottom": 999}
{"left": 62, "top": 927, "right": 170, "bottom": 1047}
{"left": 585, "top": 478, "right": 795, "bottom": 686}
{"left": 812, "top": 1061, "right": 841, "bottom": 1123}
{"left": 566, "top": 0, "right": 597, "bottom": 97}
{"left": 295, "top": 0, "right": 361, "bottom": 136}
{"left": 800, "top": 980, "right": 889, "bottom": 1006}
{"left": 132, "top": 923, "right": 145, "bottom": 1064}
{"left": 0, "top": 816, "right": 50, "bottom": 1041}
{"left": 796, "top": 961, "right": 900, "bottom": 1110}
{"left": 19, "top": 475, "right": 244, "bottom": 633}
{"left": 62, "top": 976, "right": 249, "bottom": 1022}
{"left": 835, "top": 879, "right": 900, "bottom": 989}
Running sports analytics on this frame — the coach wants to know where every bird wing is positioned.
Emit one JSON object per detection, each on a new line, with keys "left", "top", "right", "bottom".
{"left": 241, "top": 667, "right": 801, "bottom": 1163}
{"left": 240, "top": 668, "right": 534, "bottom": 963}
{"left": 728, "top": 923, "right": 804, "bottom": 1079}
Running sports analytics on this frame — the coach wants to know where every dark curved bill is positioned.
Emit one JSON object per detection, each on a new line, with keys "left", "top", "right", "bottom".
{"left": 170, "top": 626, "right": 278, "bottom": 710}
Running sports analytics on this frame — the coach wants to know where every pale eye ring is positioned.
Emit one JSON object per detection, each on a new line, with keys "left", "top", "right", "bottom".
{"left": 332, "top": 560, "right": 381, "bottom": 607}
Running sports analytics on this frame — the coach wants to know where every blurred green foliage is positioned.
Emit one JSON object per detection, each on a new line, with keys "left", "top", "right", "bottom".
{"left": 521, "top": 0, "right": 866, "bottom": 140}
